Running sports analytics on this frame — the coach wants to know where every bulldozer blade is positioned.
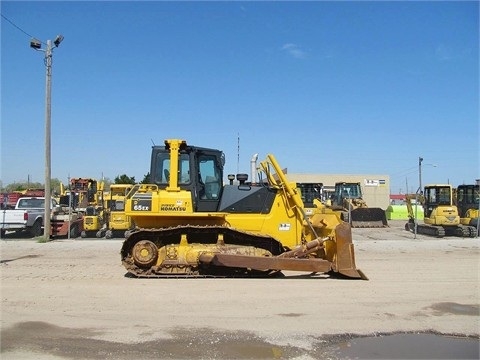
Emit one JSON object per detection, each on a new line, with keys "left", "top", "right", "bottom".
{"left": 350, "top": 208, "right": 388, "bottom": 228}
{"left": 334, "top": 222, "right": 368, "bottom": 280}
{"left": 200, "top": 253, "right": 334, "bottom": 273}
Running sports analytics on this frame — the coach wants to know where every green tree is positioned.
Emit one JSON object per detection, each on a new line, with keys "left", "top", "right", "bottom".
{"left": 114, "top": 174, "right": 136, "bottom": 185}
{"left": 50, "top": 178, "right": 62, "bottom": 195}
{"left": 1, "top": 178, "right": 63, "bottom": 194}
{"left": 141, "top": 172, "right": 150, "bottom": 184}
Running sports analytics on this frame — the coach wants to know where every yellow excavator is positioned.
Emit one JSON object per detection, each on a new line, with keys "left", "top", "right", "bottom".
{"left": 405, "top": 184, "right": 476, "bottom": 237}
{"left": 455, "top": 184, "right": 479, "bottom": 236}
{"left": 120, "top": 139, "right": 367, "bottom": 280}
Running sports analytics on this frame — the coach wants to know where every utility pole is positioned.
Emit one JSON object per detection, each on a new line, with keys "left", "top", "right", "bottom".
{"left": 414, "top": 157, "right": 423, "bottom": 239}
{"left": 68, "top": 174, "right": 71, "bottom": 240}
{"left": 44, "top": 39, "right": 52, "bottom": 240}
{"left": 418, "top": 157, "right": 423, "bottom": 191}
{"left": 476, "top": 179, "right": 480, "bottom": 238}
{"left": 30, "top": 35, "right": 64, "bottom": 240}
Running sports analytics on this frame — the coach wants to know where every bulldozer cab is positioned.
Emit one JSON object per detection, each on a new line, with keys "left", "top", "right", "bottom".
{"left": 296, "top": 183, "right": 323, "bottom": 208}
{"left": 332, "top": 182, "right": 362, "bottom": 206}
{"left": 330, "top": 182, "right": 387, "bottom": 228}
{"left": 150, "top": 139, "right": 224, "bottom": 212}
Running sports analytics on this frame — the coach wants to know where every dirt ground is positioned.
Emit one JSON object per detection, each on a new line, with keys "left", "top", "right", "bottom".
{"left": 1, "top": 220, "right": 479, "bottom": 359}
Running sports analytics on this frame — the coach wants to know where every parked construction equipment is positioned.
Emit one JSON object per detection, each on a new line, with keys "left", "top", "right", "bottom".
{"left": 329, "top": 182, "right": 388, "bottom": 228}
{"left": 455, "top": 184, "right": 479, "bottom": 235}
{"left": 50, "top": 204, "right": 84, "bottom": 238}
{"left": 295, "top": 183, "right": 325, "bottom": 209}
{"left": 405, "top": 184, "right": 476, "bottom": 238}
{"left": 104, "top": 184, "right": 135, "bottom": 239}
{"left": 120, "top": 139, "right": 366, "bottom": 280}
{"left": 63, "top": 178, "right": 106, "bottom": 238}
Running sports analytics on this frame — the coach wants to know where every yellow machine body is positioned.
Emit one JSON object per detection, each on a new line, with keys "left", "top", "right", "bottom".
{"left": 68, "top": 178, "right": 107, "bottom": 238}
{"left": 104, "top": 184, "right": 135, "bottom": 238}
{"left": 455, "top": 184, "right": 479, "bottom": 234}
{"left": 329, "top": 182, "right": 388, "bottom": 228}
{"left": 121, "top": 139, "right": 366, "bottom": 279}
{"left": 405, "top": 184, "right": 476, "bottom": 237}
{"left": 83, "top": 212, "right": 103, "bottom": 231}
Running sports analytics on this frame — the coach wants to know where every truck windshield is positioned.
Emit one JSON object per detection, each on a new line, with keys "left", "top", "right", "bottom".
{"left": 17, "top": 198, "right": 45, "bottom": 208}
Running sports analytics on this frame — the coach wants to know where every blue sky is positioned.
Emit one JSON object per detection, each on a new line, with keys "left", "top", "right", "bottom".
{"left": 1, "top": 1, "right": 478, "bottom": 194}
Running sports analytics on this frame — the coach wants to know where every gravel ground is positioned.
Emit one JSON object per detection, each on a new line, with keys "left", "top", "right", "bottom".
{"left": 1, "top": 220, "right": 479, "bottom": 359}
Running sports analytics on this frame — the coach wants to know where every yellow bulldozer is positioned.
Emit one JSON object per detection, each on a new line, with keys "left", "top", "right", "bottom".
{"left": 120, "top": 139, "right": 367, "bottom": 280}
{"left": 405, "top": 184, "right": 477, "bottom": 238}
{"left": 328, "top": 182, "right": 388, "bottom": 228}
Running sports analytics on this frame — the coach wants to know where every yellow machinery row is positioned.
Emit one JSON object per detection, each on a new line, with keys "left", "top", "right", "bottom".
{"left": 59, "top": 179, "right": 134, "bottom": 238}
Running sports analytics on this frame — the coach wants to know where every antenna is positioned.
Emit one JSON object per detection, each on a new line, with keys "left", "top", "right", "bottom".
{"left": 237, "top": 133, "right": 240, "bottom": 174}
{"left": 151, "top": 139, "right": 156, "bottom": 146}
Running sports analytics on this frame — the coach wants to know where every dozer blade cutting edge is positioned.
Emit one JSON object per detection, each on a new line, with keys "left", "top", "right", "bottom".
{"left": 349, "top": 208, "right": 388, "bottom": 228}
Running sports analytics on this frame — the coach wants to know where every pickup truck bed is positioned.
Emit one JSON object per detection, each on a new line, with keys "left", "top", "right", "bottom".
{"left": 0, "top": 197, "right": 55, "bottom": 237}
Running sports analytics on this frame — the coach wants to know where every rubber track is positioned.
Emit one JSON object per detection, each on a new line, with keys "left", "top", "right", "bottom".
{"left": 407, "top": 223, "right": 477, "bottom": 238}
{"left": 406, "top": 222, "right": 445, "bottom": 237}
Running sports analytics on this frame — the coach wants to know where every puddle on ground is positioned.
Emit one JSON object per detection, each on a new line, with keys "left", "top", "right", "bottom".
{"left": 329, "top": 333, "right": 479, "bottom": 360}
{"left": 1, "top": 322, "right": 478, "bottom": 359}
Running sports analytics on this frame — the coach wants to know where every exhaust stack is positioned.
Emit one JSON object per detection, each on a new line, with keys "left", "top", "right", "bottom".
{"left": 250, "top": 153, "right": 258, "bottom": 184}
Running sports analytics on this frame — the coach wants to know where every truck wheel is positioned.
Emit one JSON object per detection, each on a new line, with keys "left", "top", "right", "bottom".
{"left": 70, "top": 225, "right": 79, "bottom": 238}
{"left": 105, "top": 230, "right": 112, "bottom": 239}
{"left": 0, "top": 229, "right": 5, "bottom": 237}
{"left": 81, "top": 231, "right": 87, "bottom": 238}
{"left": 29, "top": 220, "right": 43, "bottom": 237}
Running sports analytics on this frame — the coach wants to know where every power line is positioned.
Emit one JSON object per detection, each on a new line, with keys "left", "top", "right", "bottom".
{"left": 1, "top": 13, "right": 45, "bottom": 45}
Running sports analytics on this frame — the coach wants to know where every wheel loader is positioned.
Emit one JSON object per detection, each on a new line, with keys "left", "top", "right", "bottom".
{"left": 120, "top": 139, "right": 367, "bottom": 280}
{"left": 329, "top": 182, "right": 388, "bottom": 228}
{"left": 405, "top": 184, "right": 477, "bottom": 238}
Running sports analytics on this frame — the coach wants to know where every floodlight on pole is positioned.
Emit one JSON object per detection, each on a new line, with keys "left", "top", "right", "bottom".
{"left": 30, "top": 34, "right": 64, "bottom": 240}
{"left": 53, "top": 35, "right": 64, "bottom": 47}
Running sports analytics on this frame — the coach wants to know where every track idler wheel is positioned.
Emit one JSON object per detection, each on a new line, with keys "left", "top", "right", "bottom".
{"left": 132, "top": 240, "right": 158, "bottom": 268}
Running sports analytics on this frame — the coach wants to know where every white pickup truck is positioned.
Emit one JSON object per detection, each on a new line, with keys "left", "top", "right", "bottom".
{"left": 0, "top": 197, "right": 57, "bottom": 237}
